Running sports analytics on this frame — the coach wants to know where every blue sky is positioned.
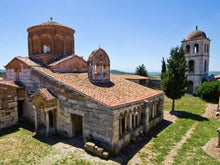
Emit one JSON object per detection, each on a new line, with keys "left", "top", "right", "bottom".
{"left": 0, "top": 0, "right": 220, "bottom": 72}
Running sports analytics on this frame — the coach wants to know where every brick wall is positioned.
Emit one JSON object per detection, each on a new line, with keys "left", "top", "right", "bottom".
{"left": 0, "top": 84, "right": 18, "bottom": 129}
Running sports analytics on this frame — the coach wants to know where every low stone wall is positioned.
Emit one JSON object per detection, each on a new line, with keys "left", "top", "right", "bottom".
{"left": 150, "top": 79, "right": 161, "bottom": 89}
{"left": 0, "top": 84, "right": 18, "bottom": 129}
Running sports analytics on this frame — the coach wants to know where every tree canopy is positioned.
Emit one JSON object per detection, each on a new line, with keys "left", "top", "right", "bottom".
{"left": 161, "top": 46, "right": 188, "bottom": 111}
{"left": 161, "top": 57, "right": 166, "bottom": 80}
{"left": 135, "top": 64, "right": 148, "bottom": 77}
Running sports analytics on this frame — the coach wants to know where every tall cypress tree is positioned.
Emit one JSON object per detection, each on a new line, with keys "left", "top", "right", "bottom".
{"left": 162, "top": 46, "right": 188, "bottom": 111}
{"left": 161, "top": 57, "right": 166, "bottom": 80}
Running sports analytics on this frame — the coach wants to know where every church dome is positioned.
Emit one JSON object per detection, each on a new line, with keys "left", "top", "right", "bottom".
{"left": 186, "top": 29, "right": 207, "bottom": 40}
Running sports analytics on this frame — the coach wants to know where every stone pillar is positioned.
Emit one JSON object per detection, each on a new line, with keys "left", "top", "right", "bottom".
{"left": 33, "top": 105, "right": 38, "bottom": 133}
{"left": 119, "top": 118, "right": 122, "bottom": 136}
{"left": 45, "top": 110, "right": 49, "bottom": 137}
{"left": 144, "top": 100, "right": 150, "bottom": 134}
{"left": 217, "top": 128, "right": 220, "bottom": 147}
{"left": 125, "top": 115, "right": 127, "bottom": 131}
{"left": 129, "top": 112, "right": 132, "bottom": 129}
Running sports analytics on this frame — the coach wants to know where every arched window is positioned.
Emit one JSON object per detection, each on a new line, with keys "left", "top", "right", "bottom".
{"left": 204, "top": 60, "right": 207, "bottom": 72}
{"left": 207, "top": 44, "right": 209, "bottom": 53}
{"left": 95, "top": 63, "right": 99, "bottom": 73}
{"left": 188, "top": 60, "right": 194, "bottom": 72}
{"left": 103, "top": 64, "right": 107, "bottom": 73}
{"left": 43, "top": 45, "right": 50, "bottom": 54}
{"left": 186, "top": 45, "right": 190, "bottom": 53}
{"left": 194, "top": 44, "right": 199, "bottom": 53}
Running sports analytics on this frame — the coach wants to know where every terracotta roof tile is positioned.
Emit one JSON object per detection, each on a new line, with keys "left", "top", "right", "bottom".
{"left": 32, "top": 88, "right": 57, "bottom": 100}
{"left": 33, "top": 67, "right": 162, "bottom": 107}
{"left": 16, "top": 56, "right": 40, "bottom": 67}
{"left": 0, "top": 81, "right": 19, "bottom": 88}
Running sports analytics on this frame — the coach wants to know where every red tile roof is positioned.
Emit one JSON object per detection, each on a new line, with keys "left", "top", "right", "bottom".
{"left": 33, "top": 67, "right": 162, "bottom": 107}
{"left": 16, "top": 57, "right": 40, "bottom": 67}
{"left": 32, "top": 88, "right": 56, "bottom": 100}
{"left": 0, "top": 81, "right": 19, "bottom": 88}
{"left": 49, "top": 55, "right": 86, "bottom": 67}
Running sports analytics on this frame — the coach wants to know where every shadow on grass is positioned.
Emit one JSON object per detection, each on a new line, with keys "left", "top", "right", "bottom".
{"left": 0, "top": 119, "right": 173, "bottom": 165}
{"left": 169, "top": 111, "right": 209, "bottom": 122}
{"left": 0, "top": 125, "right": 19, "bottom": 137}
{"left": 120, "top": 119, "right": 172, "bottom": 164}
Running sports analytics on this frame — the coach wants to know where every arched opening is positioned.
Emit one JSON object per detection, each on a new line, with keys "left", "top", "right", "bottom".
{"left": 187, "top": 81, "right": 193, "bottom": 94}
{"left": 95, "top": 63, "right": 99, "bottom": 74}
{"left": 204, "top": 60, "right": 207, "bottom": 72}
{"left": 64, "top": 36, "right": 72, "bottom": 55}
{"left": 33, "top": 35, "right": 41, "bottom": 54}
{"left": 188, "top": 60, "right": 194, "bottom": 72}
{"left": 194, "top": 44, "right": 199, "bottom": 53}
{"left": 41, "top": 34, "right": 53, "bottom": 54}
{"left": 186, "top": 45, "right": 190, "bottom": 53}
{"left": 103, "top": 64, "right": 107, "bottom": 73}
{"left": 55, "top": 35, "right": 64, "bottom": 54}
{"left": 43, "top": 45, "right": 50, "bottom": 54}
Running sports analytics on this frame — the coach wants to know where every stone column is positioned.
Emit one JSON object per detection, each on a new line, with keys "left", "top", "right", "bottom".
{"left": 33, "top": 105, "right": 38, "bottom": 133}
{"left": 144, "top": 100, "right": 150, "bottom": 134}
{"left": 45, "top": 110, "right": 49, "bottom": 137}
{"left": 119, "top": 118, "right": 122, "bottom": 136}
{"left": 217, "top": 128, "right": 220, "bottom": 147}
{"left": 129, "top": 112, "right": 132, "bottom": 129}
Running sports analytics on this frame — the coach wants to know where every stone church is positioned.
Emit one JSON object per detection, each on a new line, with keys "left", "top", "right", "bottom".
{"left": 182, "top": 26, "right": 210, "bottom": 94}
{"left": 0, "top": 19, "right": 164, "bottom": 154}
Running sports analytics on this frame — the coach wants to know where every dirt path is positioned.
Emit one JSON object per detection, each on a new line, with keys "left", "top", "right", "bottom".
{"left": 162, "top": 122, "right": 198, "bottom": 165}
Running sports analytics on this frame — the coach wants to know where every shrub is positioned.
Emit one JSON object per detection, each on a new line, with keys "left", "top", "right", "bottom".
{"left": 197, "top": 80, "right": 220, "bottom": 100}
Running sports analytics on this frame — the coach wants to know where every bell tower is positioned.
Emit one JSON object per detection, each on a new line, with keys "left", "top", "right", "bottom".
{"left": 181, "top": 26, "right": 211, "bottom": 94}
{"left": 88, "top": 48, "right": 110, "bottom": 82}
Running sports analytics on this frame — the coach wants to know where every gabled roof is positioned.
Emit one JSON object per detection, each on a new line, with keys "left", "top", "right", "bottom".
{"left": 0, "top": 81, "right": 19, "bottom": 88}
{"left": 33, "top": 67, "right": 162, "bottom": 108}
{"left": 49, "top": 55, "right": 86, "bottom": 67}
{"left": 31, "top": 88, "right": 57, "bottom": 100}
{"left": 5, "top": 56, "right": 40, "bottom": 69}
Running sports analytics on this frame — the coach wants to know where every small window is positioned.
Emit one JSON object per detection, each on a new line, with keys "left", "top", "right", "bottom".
{"left": 204, "top": 60, "right": 207, "bottom": 72}
{"left": 43, "top": 45, "right": 50, "bottom": 54}
{"left": 194, "top": 44, "right": 199, "bottom": 53}
{"left": 186, "top": 45, "right": 190, "bottom": 53}
{"left": 95, "top": 63, "right": 99, "bottom": 73}
{"left": 188, "top": 60, "right": 194, "bottom": 72}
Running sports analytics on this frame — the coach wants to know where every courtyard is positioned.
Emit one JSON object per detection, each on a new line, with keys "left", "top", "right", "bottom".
{"left": 0, "top": 94, "right": 220, "bottom": 164}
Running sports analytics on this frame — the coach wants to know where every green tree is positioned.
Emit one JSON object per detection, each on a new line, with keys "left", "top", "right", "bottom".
{"left": 161, "top": 57, "right": 166, "bottom": 80}
{"left": 135, "top": 64, "right": 148, "bottom": 77}
{"left": 162, "top": 46, "right": 188, "bottom": 111}
{"left": 197, "top": 81, "right": 220, "bottom": 101}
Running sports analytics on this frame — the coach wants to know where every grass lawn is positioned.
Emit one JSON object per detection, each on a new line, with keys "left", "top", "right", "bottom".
{"left": 138, "top": 95, "right": 220, "bottom": 164}
{"left": 0, "top": 126, "right": 94, "bottom": 165}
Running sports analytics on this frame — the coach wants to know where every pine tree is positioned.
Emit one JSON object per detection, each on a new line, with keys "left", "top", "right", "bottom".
{"left": 135, "top": 64, "right": 148, "bottom": 77}
{"left": 162, "top": 46, "right": 188, "bottom": 111}
{"left": 161, "top": 57, "right": 166, "bottom": 80}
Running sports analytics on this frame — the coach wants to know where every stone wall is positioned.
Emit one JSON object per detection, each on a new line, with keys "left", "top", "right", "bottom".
{"left": 150, "top": 79, "right": 161, "bottom": 89}
{"left": 0, "top": 84, "right": 18, "bottom": 129}
{"left": 24, "top": 69, "right": 114, "bottom": 147}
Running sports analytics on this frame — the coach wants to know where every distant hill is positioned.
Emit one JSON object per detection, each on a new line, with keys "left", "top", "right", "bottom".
{"left": 110, "top": 70, "right": 134, "bottom": 75}
{"left": 0, "top": 69, "right": 5, "bottom": 77}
